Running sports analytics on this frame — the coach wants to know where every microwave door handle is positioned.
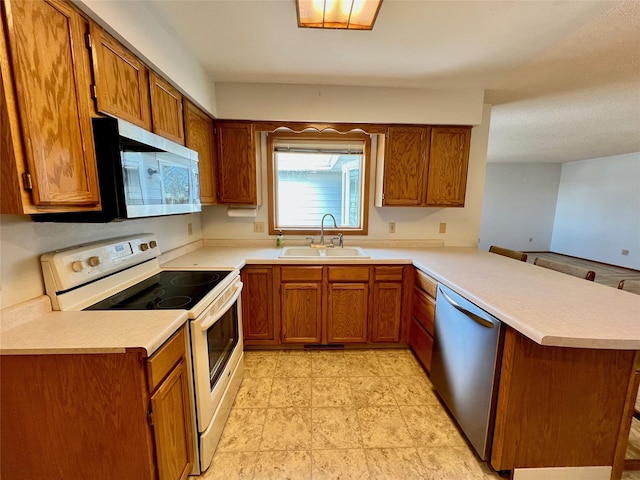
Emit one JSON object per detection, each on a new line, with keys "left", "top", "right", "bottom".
{"left": 200, "top": 281, "right": 243, "bottom": 331}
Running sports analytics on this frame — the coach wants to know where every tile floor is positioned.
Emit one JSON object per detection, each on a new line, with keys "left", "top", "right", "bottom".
{"left": 189, "top": 348, "right": 640, "bottom": 480}
{"left": 190, "top": 348, "right": 506, "bottom": 480}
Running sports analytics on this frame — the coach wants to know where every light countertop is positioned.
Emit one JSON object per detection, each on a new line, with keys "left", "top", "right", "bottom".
{"left": 162, "top": 245, "right": 640, "bottom": 350}
{"left": 0, "top": 296, "right": 188, "bottom": 356}
{"left": 3, "top": 244, "right": 638, "bottom": 355}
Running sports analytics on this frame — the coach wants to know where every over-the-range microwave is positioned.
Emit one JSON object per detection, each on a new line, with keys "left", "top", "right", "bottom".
{"left": 33, "top": 117, "right": 201, "bottom": 223}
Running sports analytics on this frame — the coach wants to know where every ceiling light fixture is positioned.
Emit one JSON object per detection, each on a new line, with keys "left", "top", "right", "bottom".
{"left": 296, "top": 0, "right": 383, "bottom": 30}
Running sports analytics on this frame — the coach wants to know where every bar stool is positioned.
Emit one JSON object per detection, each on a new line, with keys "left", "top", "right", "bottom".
{"left": 533, "top": 257, "right": 595, "bottom": 281}
{"left": 489, "top": 245, "right": 528, "bottom": 262}
{"left": 618, "top": 279, "right": 640, "bottom": 295}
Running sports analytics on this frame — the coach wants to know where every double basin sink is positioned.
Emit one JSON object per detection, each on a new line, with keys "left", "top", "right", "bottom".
{"left": 278, "top": 246, "right": 370, "bottom": 259}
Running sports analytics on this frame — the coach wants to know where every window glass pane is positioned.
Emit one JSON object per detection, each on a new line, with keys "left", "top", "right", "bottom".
{"left": 274, "top": 146, "right": 364, "bottom": 230}
{"left": 276, "top": 153, "right": 361, "bottom": 227}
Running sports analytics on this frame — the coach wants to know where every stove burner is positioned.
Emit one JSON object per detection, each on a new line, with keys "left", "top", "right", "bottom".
{"left": 157, "top": 296, "right": 192, "bottom": 309}
{"left": 109, "top": 287, "right": 166, "bottom": 308}
{"left": 170, "top": 272, "right": 221, "bottom": 287}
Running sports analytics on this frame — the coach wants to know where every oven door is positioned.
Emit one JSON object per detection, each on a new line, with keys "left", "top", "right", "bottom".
{"left": 190, "top": 276, "right": 244, "bottom": 431}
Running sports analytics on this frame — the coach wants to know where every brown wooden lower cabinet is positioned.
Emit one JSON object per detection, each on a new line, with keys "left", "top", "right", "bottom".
{"left": 0, "top": 326, "right": 194, "bottom": 480}
{"left": 408, "top": 268, "right": 437, "bottom": 371}
{"left": 240, "top": 264, "right": 409, "bottom": 347}
{"left": 371, "top": 281, "right": 403, "bottom": 342}
{"left": 408, "top": 316, "right": 433, "bottom": 371}
{"left": 490, "top": 326, "right": 638, "bottom": 474}
{"left": 370, "top": 266, "right": 407, "bottom": 343}
{"left": 279, "top": 266, "right": 323, "bottom": 343}
{"left": 241, "top": 266, "right": 277, "bottom": 346}
{"left": 327, "top": 266, "right": 370, "bottom": 343}
{"left": 280, "top": 282, "right": 323, "bottom": 343}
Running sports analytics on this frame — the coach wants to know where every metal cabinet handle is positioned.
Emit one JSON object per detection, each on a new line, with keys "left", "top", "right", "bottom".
{"left": 439, "top": 288, "right": 496, "bottom": 329}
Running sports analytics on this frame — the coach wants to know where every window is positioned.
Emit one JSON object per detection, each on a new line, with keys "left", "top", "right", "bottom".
{"left": 267, "top": 131, "right": 370, "bottom": 235}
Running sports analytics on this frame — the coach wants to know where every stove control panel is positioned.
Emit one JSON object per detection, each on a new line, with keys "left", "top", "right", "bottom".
{"left": 41, "top": 233, "right": 160, "bottom": 293}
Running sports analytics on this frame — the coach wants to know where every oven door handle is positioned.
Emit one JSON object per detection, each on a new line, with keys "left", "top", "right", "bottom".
{"left": 200, "top": 280, "right": 243, "bottom": 331}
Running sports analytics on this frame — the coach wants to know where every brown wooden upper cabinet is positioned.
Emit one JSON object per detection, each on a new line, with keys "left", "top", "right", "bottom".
{"left": 88, "top": 22, "right": 152, "bottom": 131}
{"left": 150, "top": 71, "right": 184, "bottom": 145}
{"left": 377, "top": 125, "right": 471, "bottom": 207}
{"left": 215, "top": 121, "right": 258, "bottom": 204}
{"left": 184, "top": 101, "right": 217, "bottom": 205}
{"left": 425, "top": 127, "right": 471, "bottom": 207}
{"left": 380, "top": 126, "right": 429, "bottom": 206}
{"left": 0, "top": 0, "right": 101, "bottom": 214}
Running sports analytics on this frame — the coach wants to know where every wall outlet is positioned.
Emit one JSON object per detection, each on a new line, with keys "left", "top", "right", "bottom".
{"left": 253, "top": 222, "right": 265, "bottom": 233}
{"left": 439, "top": 223, "right": 447, "bottom": 234}
{"left": 389, "top": 222, "right": 396, "bottom": 233}
{"left": 529, "top": 237, "right": 533, "bottom": 242}
{"left": 622, "top": 249, "right": 630, "bottom": 256}
{"left": 187, "top": 223, "right": 193, "bottom": 236}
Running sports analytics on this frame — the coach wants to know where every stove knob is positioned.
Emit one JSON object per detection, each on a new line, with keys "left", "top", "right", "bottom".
{"left": 140, "top": 243, "right": 149, "bottom": 251}
{"left": 149, "top": 241, "right": 158, "bottom": 249}
{"left": 71, "top": 261, "right": 84, "bottom": 272}
{"left": 87, "top": 256, "right": 101, "bottom": 267}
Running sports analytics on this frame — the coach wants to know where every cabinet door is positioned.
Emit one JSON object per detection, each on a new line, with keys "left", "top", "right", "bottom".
{"left": 184, "top": 101, "right": 217, "bottom": 204}
{"left": 216, "top": 121, "right": 257, "bottom": 204}
{"left": 280, "top": 283, "right": 322, "bottom": 343}
{"left": 89, "top": 22, "right": 151, "bottom": 130}
{"left": 371, "top": 282, "right": 403, "bottom": 342}
{"left": 382, "top": 126, "right": 428, "bottom": 206}
{"left": 241, "top": 266, "right": 277, "bottom": 345}
{"left": 425, "top": 126, "right": 471, "bottom": 207}
{"left": 412, "top": 286, "right": 435, "bottom": 335}
{"left": 408, "top": 317, "right": 433, "bottom": 372}
{"left": 150, "top": 71, "right": 184, "bottom": 144}
{"left": 150, "top": 359, "right": 194, "bottom": 480}
{"left": 1, "top": 0, "right": 100, "bottom": 209}
{"left": 327, "top": 283, "right": 368, "bottom": 343}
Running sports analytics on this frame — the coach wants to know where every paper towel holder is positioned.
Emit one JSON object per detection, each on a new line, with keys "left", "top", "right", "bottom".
{"left": 227, "top": 206, "right": 258, "bottom": 218}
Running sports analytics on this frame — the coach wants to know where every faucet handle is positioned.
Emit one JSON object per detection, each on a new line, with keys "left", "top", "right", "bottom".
{"left": 330, "top": 233, "right": 343, "bottom": 248}
{"left": 305, "top": 236, "right": 316, "bottom": 246}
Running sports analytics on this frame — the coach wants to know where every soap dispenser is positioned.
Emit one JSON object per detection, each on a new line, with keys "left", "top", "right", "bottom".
{"left": 277, "top": 230, "right": 285, "bottom": 248}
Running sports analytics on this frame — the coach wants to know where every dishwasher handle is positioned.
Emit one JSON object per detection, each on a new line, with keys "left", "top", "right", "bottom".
{"left": 439, "top": 288, "right": 496, "bottom": 329}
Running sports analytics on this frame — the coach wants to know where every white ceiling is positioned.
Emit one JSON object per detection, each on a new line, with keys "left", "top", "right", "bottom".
{"left": 145, "top": 0, "right": 640, "bottom": 163}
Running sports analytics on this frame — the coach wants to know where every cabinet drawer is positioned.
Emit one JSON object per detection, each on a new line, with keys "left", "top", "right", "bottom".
{"left": 412, "top": 287, "right": 435, "bottom": 335}
{"left": 147, "top": 327, "right": 185, "bottom": 392}
{"left": 328, "top": 266, "right": 370, "bottom": 282}
{"left": 415, "top": 269, "right": 438, "bottom": 298}
{"left": 373, "top": 266, "right": 404, "bottom": 282}
{"left": 281, "top": 266, "right": 323, "bottom": 282}
{"left": 408, "top": 317, "right": 433, "bottom": 373}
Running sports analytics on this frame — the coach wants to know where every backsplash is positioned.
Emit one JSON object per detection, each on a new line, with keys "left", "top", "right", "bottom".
{"left": 0, "top": 213, "right": 202, "bottom": 309}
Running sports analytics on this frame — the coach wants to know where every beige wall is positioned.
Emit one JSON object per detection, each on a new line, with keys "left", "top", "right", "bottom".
{"left": 215, "top": 83, "right": 485, "bottom": 125}
{"left": 0, "top": 214, "right": 202, "bottom": 309}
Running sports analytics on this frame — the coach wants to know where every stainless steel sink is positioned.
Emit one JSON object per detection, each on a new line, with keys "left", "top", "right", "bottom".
{"left": 279, "top": 246, "right": 370, "bottom": 258}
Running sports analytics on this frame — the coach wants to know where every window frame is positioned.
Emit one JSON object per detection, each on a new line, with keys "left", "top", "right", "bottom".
{"left": 267, "top": 130, "right": 371, "bottom": 236}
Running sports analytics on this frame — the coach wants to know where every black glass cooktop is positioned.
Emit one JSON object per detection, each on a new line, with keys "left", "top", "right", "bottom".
{"left": 85, "top": 270, "right": 231, "bottom": 311}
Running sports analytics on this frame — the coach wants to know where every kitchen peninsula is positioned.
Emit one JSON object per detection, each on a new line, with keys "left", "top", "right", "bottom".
{"left": 161, "top": 242, "right": 640, "bottom": 480}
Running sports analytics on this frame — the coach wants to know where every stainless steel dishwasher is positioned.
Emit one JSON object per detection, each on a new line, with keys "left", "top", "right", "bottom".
{"left": 430, "top": 283, "right": 504, "bottom": 461}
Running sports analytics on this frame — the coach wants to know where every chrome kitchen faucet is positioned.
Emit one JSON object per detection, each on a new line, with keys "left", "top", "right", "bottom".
{"left": 306, "top": 213, "right": 343, "bottom": 247}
